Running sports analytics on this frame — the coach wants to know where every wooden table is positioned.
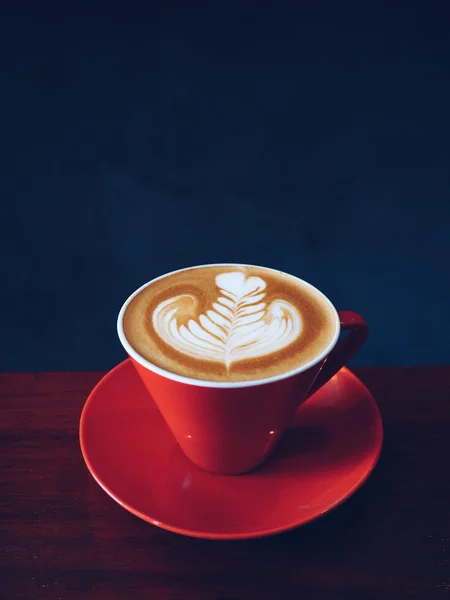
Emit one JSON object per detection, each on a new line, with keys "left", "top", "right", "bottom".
{"left": 1, "top": 367, "right": 449, "bottom": 599}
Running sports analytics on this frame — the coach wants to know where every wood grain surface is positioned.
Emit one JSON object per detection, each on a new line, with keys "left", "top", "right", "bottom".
{"left": 1, "top": 367, "right": 449, "bottom": 599}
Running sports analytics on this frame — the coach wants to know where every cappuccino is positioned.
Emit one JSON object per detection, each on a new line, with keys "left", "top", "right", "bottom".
{"left": 122, "top": 265, "right": 337, "bottom": 382}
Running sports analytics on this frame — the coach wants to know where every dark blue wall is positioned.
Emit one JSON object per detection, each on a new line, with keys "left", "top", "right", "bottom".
{"left": 2, "top": 2, "right": 450, "bottom": 370}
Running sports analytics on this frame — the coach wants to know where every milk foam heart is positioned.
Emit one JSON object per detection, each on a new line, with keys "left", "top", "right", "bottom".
{"left": 152, "top": 272, "right": 302, "bottom": 370}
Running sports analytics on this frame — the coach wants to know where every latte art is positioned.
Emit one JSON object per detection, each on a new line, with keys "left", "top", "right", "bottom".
{"left": 152, "top": 272, "right": 302, "bottom": 370}
{"left": 122, "top": 264, "right": 337, "bottom": 382}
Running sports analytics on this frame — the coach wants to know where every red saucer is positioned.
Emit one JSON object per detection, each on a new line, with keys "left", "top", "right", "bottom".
{"left": 80, "top": 360, "right": 383, "bottom": 540}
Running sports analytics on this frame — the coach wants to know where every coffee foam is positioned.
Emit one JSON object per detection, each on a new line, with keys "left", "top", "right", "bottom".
{"left": 122, "top": 265, "right": 337, "bottom": 382}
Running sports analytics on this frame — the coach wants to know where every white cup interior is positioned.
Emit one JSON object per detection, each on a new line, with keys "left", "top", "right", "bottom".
{"left": 117, "top": 263, "right": 341, "bottom": 389}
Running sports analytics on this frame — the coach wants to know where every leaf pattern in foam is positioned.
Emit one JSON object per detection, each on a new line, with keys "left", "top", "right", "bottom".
{"left": 152, "top": 271, "right": 302, "bottom": 370}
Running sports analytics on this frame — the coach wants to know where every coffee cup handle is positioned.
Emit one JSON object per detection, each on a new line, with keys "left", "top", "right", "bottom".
{"left": 305, "top": 311, "right": 368, "bottom": 399}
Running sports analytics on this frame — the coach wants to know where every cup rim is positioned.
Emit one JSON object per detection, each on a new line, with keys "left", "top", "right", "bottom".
{"left": 117, "top": 263, "right": 341, "bottom": 389}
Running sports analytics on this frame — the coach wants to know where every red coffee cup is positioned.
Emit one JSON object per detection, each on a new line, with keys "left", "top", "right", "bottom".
{"left": 118, "top": 265, "right": 368, "bottom": 475}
